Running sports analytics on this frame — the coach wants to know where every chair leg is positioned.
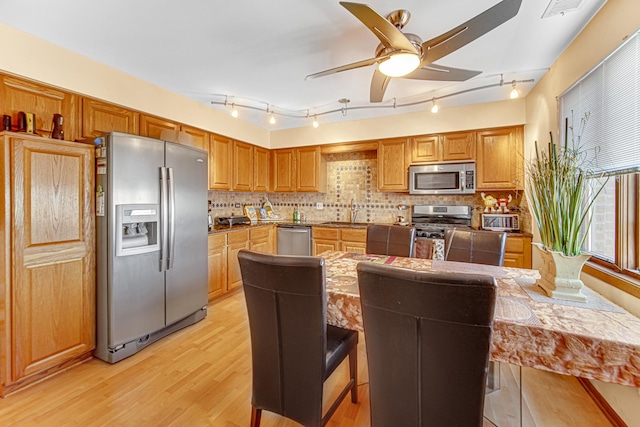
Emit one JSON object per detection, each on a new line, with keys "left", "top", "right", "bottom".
{"left": 349, "top": 347, "right": 358, "bottom": 403}
{"left": 251, "top": 406, "right": 262, "bottom": 427}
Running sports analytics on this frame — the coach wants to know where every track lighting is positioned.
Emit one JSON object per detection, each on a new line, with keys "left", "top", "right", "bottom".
{"left": 430, "top": 98, "right": 439, "bottom": 113}
{"left": 510, "top": 81, "right": 519, "bottom": 99}
{"left": 211, "top": 74, "right": 535, "bottom": 127}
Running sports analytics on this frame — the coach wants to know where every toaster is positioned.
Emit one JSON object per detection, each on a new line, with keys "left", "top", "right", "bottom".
{"left": 216, "top": 215, "right": 251, "bottom": 227}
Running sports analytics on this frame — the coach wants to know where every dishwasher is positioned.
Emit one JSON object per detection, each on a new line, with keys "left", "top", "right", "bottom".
{"left": 277, "top": 225, "right": 312, "bottom": 255}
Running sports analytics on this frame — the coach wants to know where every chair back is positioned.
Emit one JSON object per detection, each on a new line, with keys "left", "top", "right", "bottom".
{"left": 444, "top": 228, "right": 507, "bottom": 266}
{"left": 238, "top": 249, "right": 327, "bottom": 426}
{"left": 357, "top": 262, "right": 497, "bottom": 427}
{"left": 366, "top": 224, "right": 416, "bottom": 257}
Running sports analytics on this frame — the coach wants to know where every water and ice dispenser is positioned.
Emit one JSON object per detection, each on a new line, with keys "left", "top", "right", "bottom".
{"left": 115, "top": 204, "right": 160, "bottom": 256}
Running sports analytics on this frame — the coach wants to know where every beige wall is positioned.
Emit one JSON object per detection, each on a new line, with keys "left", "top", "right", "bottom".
{"left": 525, "top": 0, "right": 640, "bottom": 423}
{"left": 0, "top": 23, "right": 271, "bottom": 148}
{"left": 270, "top": 99, "right": 526, "bottom": 147}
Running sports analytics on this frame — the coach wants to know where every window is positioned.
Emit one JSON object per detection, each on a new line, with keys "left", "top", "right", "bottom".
{"left": 559, "top": 30, "right": 640, "bottom": 289}
{"left": 583, "top": 173, "right": 639, "bottom": 280}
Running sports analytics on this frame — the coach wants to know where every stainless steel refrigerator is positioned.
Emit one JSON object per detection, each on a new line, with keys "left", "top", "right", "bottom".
{"left": 94, "top": 132, "right": 208, "bottom": 363}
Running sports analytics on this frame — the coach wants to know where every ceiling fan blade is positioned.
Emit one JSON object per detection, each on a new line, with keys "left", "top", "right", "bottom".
{"left": 305, "top": 56, "right": 383, "bottom": 80}
{"left": 422, "top": 0, "right": 522, "bottom": 64}
{"left": 370, "top": 69, "right": 391, "bottom": 103}
{"left": 340, "top": 2, "right": 418, "bottom": 54}
{"left": 404, "top": 64, "right": 482, "bottom": 81}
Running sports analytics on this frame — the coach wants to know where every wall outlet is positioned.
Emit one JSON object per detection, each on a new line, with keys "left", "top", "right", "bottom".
{"left": 234, "top": 203, "right": 241, "bottom": 208}
{"left": 316, "top": 202, "right": 324, "bottom": 210}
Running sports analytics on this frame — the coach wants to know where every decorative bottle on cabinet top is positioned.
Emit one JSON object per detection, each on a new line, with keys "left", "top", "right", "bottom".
{"left": 51, "top": 114, "right": 64, "bottom": 140}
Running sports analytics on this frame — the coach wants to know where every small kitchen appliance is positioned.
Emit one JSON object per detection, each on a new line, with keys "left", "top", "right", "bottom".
{"left": 409, "top": 162, "right": 476, "bottom": 195}
{"left": 482, "top": 213, "right": 520, "bottom": 231}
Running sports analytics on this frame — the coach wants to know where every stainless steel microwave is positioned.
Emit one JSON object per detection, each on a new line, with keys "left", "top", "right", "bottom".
{"left": 409, "top": 162, "right": 476, "bottom": 195}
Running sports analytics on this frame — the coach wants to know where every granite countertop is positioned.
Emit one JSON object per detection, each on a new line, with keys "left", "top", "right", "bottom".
{"left": 320, "top": 250, "right": 640, "bottom": 387}
{"left": 209, "top": 220, "right": 375, "bottom": 234}
{"left": 208, "top": 221, "right": 532, "bottom": 236}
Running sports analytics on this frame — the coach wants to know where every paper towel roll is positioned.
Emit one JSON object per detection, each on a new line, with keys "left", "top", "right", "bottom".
{"left": 122, "top": 234, "right": 149, "bottom": 249}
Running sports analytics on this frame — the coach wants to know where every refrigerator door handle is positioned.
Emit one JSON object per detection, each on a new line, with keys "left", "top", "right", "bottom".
{"left": 160, "top": 166, "right": 169, "bottom": 272}
{"left": 167, "top": 167, "right": 176, "bottom": 270}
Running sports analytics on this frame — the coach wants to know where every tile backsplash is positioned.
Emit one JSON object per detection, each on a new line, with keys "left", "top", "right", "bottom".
{"left": 208, "top": 151, "right": 531, "bottom": 233}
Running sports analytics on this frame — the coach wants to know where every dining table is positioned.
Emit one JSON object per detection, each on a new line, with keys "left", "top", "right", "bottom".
{"left": 321, "top": 250, "right": 640, "bottom": 388}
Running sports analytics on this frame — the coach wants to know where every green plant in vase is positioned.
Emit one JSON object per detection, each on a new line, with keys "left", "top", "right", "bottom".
{"left": 526, "top": 112, "right": 608, "bottom": 302}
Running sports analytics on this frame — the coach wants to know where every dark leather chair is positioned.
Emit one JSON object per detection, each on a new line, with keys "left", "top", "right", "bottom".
{"left": 444, "top": 228, "right": 507, "bottom": 266}
{"left": 356, "top": 262, "right": 497, "bottom": 427}
{"left": 366, "top": 224, "right": 417, "bottom": 257}
{"left": 237, "top": 249, "right": 358, "bottom": 427}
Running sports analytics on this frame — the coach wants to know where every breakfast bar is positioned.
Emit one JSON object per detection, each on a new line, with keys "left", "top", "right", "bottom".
{"left": 321, "top": 250, "right": 640, "bottom": 388}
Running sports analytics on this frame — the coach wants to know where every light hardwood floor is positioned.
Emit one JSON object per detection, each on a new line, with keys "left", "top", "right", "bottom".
{"left": 0, "top": 290, "right": 613, "bottom": 426}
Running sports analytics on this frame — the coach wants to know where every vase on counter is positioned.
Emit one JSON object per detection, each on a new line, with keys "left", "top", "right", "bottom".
{"left": 533, "top": 243, "right": 590, "bottom": 303}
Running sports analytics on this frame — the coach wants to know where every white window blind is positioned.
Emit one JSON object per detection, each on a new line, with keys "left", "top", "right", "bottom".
{"left": 559, "top": 30, "right": 640, "bottom": 176}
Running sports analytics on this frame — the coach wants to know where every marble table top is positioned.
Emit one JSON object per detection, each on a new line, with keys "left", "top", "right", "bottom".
{"left": 321, "top": 251, "right": 640, "bottom": 387}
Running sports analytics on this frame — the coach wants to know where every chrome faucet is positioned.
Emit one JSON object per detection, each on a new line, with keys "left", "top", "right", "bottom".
{"left": 350, "top": 198, "right": 360, "bottom": 223}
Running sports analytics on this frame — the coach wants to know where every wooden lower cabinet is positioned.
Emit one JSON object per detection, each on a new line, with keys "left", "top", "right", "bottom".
{"left": 207, "top": 225, "right": 274, "bottom": 300}
{"left": 0, "top": 133, "right": 94, "bottom": 396}
{"left": 503, "top": 235, "right": 532, "bottom": 269}
{"left": 226, "top": 229, "right": 249, "bottom": 292}
{"left": 249, "top": 225, "right": 273, "bottom": 253}
{"left": 313, "top": 227, "right": 340, "bottom": 255}
{"left": 312, "top": 227, "right": 367, "bottom": 255}
{"left": 207, "top": 234, "right": 228, "bottom": 300}
{"left": 340, "top": 229, "right": 367, "bottom": 253}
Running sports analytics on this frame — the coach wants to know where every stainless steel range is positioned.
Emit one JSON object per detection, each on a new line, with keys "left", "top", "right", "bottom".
{"left": 412, "top": 205, "right": 473, "bottom": 239}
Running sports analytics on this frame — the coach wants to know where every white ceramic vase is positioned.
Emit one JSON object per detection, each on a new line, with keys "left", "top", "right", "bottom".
{"left": 533, "top": 243, "right": 591, "bottom": 303}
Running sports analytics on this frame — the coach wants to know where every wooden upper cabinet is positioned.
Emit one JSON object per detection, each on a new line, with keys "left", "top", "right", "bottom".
{"left": 253, "top": 146, "right": 270, "bottom": 192}
{"left": 476, "top": 126, "right": 524, "bottom": 190}
{"left": 272, "top": 148, "right": 296, "bottom": 192}
{"left": 180, "top": 125, "right": 209, "bottom": 151}
{"left": 378, "top": 138, "right": 410, "bottom": 192}
{"left": 411, "top": 132, "right": 474, "bottom": 163}
{"left": 233, "top": 140, "right": 253, "bottom": 192}
{"left": 412, "top": 135, "right": 440, "bottom": 163}
{"left": 139, "top": 114, "right": 179, "bottom": 140}
{"left": 1, "top": 76, "right": 78, "bottom": 141}
{"left": 209, "top": 135, "right": 233, "bottom": 190}
{"left": 441, "top": 131, "right": 475, "bottom": 161}
{"left": 296, "top": 146, "right": 326, "bottom": 192}
{"left": 81, "top": 98, "right": 139, "bottom": 138}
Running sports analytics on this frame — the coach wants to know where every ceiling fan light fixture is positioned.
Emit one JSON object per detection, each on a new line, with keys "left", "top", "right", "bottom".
{"left": 378, "top": 52, "right": 420, "bottom": 77}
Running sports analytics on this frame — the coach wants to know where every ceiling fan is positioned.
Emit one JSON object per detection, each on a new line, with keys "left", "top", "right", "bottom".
{"left": 306, "top": 0, "right": 523, "bottom": 102}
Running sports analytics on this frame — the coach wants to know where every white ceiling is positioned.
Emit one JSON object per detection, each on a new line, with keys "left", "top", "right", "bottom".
{"left": 0, "top": 0, "right": 606, "bottom": 130}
